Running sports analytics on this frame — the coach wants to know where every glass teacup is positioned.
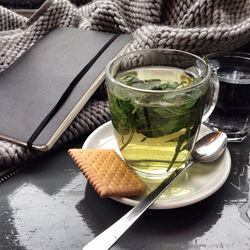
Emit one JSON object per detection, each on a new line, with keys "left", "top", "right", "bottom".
{"left": 105, "top": 49, "right": 218, "bottom": 179}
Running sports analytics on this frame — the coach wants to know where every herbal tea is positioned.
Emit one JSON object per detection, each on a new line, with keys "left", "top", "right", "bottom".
{"left": 107, "top": 66, "right": 208, "bottom": 178}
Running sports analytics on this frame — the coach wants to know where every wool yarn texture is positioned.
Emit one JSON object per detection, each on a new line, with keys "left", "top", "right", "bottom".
{"left": 0, "top": 0, "right": 249, "bottom": 167}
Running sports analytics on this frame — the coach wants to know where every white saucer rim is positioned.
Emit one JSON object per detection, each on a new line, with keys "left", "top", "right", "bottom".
{"left": 112, "top": 149, "right": 231, "bottom": 209}
{"left": 82, "top": 121, "right": 231, "bottom": 210}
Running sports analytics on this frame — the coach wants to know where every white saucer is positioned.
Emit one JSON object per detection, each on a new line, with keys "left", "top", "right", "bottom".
{"left": 82, "top": 121, "right": 231, "bottom": 210}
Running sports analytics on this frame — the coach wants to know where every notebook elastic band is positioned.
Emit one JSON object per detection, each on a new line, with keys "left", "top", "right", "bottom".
{"left": 27, "top": 33, "right": 120, "bottom": 148}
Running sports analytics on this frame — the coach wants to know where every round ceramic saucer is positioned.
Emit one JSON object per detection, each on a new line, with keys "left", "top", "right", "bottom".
{"left": 82, "top": 121, "right": 231, "bottom": 210}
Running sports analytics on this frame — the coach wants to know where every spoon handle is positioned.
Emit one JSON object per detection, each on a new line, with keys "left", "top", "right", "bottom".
{"left": 82, "top": 160, "right": 194, "bottom": 250}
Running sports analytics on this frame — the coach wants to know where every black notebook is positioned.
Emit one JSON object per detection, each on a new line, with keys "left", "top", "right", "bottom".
{"left": 0, "top": 27, "right": 131, "bottom": 151}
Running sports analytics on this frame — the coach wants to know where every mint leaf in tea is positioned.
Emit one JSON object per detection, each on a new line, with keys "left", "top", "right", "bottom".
{"left": 115, "top": 67, "right": 194, "bottom": 90}
{"left": 107, "top": 66, "right": 208, "bottom": 178}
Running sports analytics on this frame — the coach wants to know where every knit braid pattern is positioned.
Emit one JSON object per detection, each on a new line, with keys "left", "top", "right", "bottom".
{"left": 0, "top": 0, "right": 81, "bottom": 73}
{"left": 0, "top": 0, "right": 249, "bottom": 168}
{"left": 130, "top": 0, "right": 250, "bottom": 55}
{"left": 0, "top": 6, "right": 27, "bottom": 31}
{"left": 78, "top": 0, "right": 162, "bottom": 32}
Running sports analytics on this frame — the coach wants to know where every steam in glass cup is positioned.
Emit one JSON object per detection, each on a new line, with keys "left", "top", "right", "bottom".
{"left": 105, "top": 49, "right": 218, "bottom": 179}
{"left": 205, "top": 52, "right": 250, "bottom": 142}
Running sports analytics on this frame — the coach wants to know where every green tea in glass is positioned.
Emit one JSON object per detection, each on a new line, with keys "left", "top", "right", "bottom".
{"left": 106, "top": 49, "right": 218, "bottom": 179}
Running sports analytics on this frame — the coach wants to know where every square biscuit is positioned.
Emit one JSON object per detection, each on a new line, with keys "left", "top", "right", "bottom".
{"left": 68, "top": 149, "right": 146, "bottom": 198}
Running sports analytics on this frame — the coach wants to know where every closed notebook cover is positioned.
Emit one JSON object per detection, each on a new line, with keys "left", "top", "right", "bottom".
{"left": 0, "top": 27, "right": 131, "bottom": 151}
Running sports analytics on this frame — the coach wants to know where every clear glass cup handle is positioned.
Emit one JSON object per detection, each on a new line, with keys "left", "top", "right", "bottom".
{"left": 202, "top": 73, "right": 219, "bottom": 123}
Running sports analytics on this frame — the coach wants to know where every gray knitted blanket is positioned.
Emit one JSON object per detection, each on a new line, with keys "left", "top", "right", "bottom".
{"left": 0, "top": 0, "right": 250, "bottom": 168}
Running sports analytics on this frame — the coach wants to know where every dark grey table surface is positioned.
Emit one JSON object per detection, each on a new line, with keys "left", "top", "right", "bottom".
{"left": 0, "top": 132, "right": 249, "bottom": 250}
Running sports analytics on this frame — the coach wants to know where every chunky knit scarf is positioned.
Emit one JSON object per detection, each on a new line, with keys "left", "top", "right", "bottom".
{"left": 0, "top": 0, "right": 249, "bottom": 168}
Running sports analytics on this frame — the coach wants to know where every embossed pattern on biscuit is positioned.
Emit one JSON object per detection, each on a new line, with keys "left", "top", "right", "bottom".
{"left": 68, "top": 149, "right": 146, "bottom": 198}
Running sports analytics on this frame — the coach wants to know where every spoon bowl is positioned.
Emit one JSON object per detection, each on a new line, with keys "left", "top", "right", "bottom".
{"left": 192, "top": 131, "right": 228, "bottom": 163}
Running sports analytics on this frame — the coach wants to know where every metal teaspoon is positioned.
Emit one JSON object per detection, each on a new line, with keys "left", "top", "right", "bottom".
{"left": 83, "top": 131, "right": 228, "bottom": 250}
